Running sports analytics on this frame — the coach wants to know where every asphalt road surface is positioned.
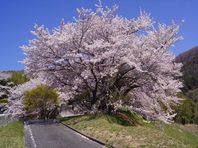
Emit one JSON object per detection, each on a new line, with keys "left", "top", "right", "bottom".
{"left": 25, "top": 121, "right": 104, "bottom": 148}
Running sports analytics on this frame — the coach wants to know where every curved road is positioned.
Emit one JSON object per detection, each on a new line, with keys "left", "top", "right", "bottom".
{"left": 25, "top": 121, "right": 104, "bottom": 148}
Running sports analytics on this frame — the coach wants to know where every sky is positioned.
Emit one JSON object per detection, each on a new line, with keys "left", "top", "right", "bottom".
{"left": 0, "top": 0, "right": 198, "bottom": 71}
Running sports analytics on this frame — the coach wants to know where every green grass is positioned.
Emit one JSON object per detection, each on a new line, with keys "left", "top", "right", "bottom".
{"left": 62, "top": 114, "right": 198, "bottom": 148}
{"left": 0, "top": 121, "right": 24, "bottom": 148}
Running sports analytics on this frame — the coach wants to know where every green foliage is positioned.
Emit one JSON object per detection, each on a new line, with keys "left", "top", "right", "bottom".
{"left": 9, "top": 71, "right": 29, "bottom": 85}
{"left": 114, "top": 107, "right": 143, "bottom": 126}
{"left": 174, "top": 93, "right": 198, "bottom": 124}
{"left": 183, "top": 76, "right": 198, "bottom": 91}
{"left": 158, "top": 101, "right": 168, "bottom": 112}
{"left": 0, "top": 98, "right": 8, "bottom": 104}
{"left": 0, "top": 121, "right": 24, "bottom": 148}
{"left": 23, "top": 85, "right": 59, "bottom": 119}
{"left": 0, "top": 79, "right": 8, "bottom": 86}
{"left": 186, "top": 88, "right": 198, "bottom": 102}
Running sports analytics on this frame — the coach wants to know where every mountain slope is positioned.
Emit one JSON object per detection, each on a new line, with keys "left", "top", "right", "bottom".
{"left": 176, "top": 46, "right": 198, "bottom": 91}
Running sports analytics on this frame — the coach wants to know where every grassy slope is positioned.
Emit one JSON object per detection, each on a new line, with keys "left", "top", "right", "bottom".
{"left": 63, "top": 114, "right": 198, "bottom": 148}
{"left": 0, "top": 121, "right": 24, "bottom": 148}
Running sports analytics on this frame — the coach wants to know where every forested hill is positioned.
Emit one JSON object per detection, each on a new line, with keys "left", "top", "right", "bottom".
{"left": 175, "top": 46, "right": 198, "bottom": 104}
{"left": 176, "top": 46, "right": 198, "bottom": 61}
{"left": 175, "top": 46, "right": 198, "bottom": 91}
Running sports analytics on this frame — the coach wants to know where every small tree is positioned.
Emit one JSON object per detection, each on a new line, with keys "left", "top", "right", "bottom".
{"left": 23, "top": 85, "right": 59, "bottom": 119}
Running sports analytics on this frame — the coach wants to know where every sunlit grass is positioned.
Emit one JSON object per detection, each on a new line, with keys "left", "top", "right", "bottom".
{"left": 0, "top": 121, "right": 24, "bottom": 148}
{"left": 63, "top": 114, "right": 198, "bottom": 148}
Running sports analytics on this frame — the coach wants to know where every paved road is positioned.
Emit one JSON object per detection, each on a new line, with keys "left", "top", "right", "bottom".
{"left": 25, "top": 121, "right": 104, "bottom": 148}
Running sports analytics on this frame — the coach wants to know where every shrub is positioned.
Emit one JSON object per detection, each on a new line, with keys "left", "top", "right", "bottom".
{"left": 0, "top": 80, "right": 7, "bottom": 86}
{"left": 0, "top": 98, "right": 8, "bottom": 104}
{"left": 9, "top": 71, "right": 29, "bottom": 85}
{"left": 23, "top": 85, "right": 59, "bottom": 119}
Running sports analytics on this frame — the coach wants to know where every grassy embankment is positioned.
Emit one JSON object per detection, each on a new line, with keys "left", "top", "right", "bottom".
{"left": 62, "top": 113, "right": 198, "bottom": 148}
{"left": 0, "top": 121, "right": 24, "bottom": 148}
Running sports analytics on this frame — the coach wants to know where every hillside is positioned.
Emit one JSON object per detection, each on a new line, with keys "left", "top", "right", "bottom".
{"left": 62, "top": 114, "right": 198, "bottom": 148}
{"left": 176, "top": 46, "right": 198, "bottom": 103}
{"left": 176, "top": 46, "right": 198, "bottom": 91}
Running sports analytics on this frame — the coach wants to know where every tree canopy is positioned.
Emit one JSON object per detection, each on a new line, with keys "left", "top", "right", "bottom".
{"left": 8, "top": 2, "right": 182, "bottom": 122}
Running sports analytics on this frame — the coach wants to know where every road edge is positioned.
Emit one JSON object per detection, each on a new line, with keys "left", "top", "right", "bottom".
{"left": 24, "top": 121, "right": 37, "bottom": 148}
{"left": 61, "top": 122, "right": 106, "bottom": 147}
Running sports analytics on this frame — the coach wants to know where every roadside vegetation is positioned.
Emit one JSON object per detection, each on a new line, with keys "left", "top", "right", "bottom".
{"left": 62, "top": 113, "right": 198, "bottom": 148}
{"left": 9, "top": 71, "right": 29, "bottom": 86}
{"left": 0, "top": 121, "right": 24, "bottom": 148}
{"left": 23, "top": 85, "right": 59, "bottom": 119}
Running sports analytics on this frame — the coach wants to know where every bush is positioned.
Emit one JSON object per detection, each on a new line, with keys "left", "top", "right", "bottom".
{"left": 23, "top": 85, "right": 59, "bottom": 119}
{"left": 9, "top": 71, "right": 29, "bottom": 85}
{"left": 0, "top": 79, "right": 8, "bottom": 86}
{"left": 0, "top": 98, "right": 8, "bottom": 104}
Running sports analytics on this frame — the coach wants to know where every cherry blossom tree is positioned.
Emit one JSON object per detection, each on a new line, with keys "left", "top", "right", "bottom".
{"left": 0, "top": 72, "right": 12, "bottom": 114}
{"left": 6, "top": 78, "right": 45, "bottom": 117}
{"left": 0, "top": 73, "right": 11, "bottom": 99}
{"left": 21, "top": 2, "right": 183, "bottom": 122}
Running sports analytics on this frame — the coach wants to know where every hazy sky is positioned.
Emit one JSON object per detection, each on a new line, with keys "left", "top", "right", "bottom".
{"left": 0, "top": 0, "right": 198, "bottom": 71}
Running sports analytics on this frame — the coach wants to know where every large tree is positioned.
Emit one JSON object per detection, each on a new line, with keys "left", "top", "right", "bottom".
{"left": 21, "top": 3, "right": 182, "bottom": 122}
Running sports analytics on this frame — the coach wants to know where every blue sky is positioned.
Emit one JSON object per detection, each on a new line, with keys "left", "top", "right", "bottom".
{"left": 0, "top": 0, "right": 198, "bottom": 71}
